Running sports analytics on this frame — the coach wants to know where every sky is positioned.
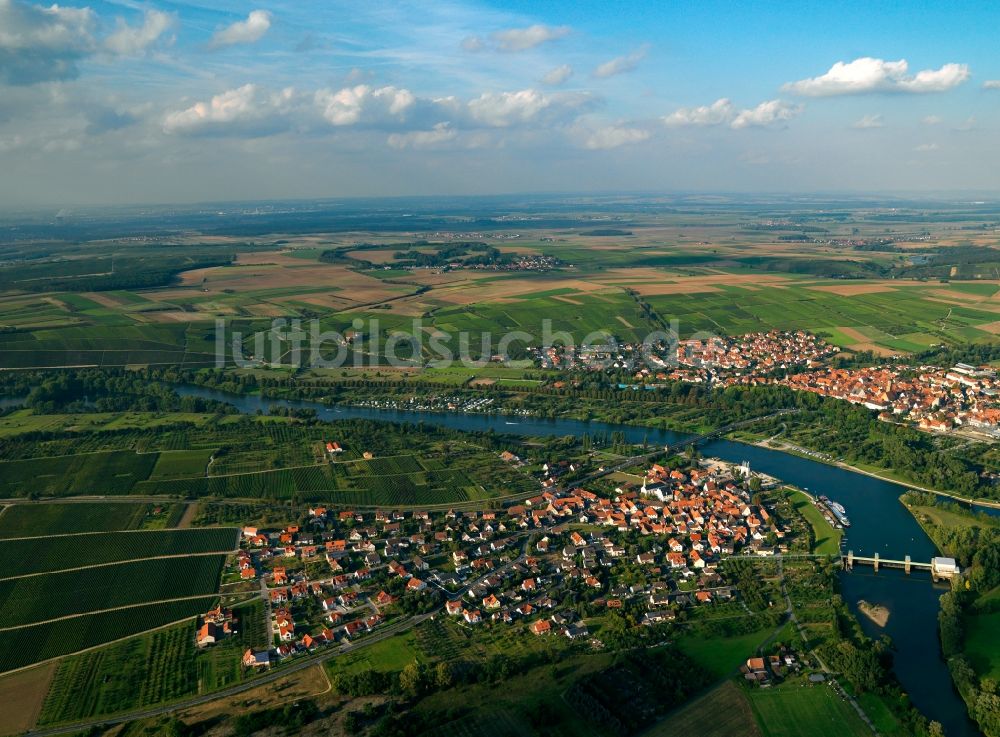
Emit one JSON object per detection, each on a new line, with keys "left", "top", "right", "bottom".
{"left": 1, "top": 0, "right": 999, "bottom": 208}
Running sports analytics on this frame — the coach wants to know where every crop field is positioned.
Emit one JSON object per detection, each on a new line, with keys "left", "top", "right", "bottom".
{"left": 0, "top": 555, "right": 225, "bottom": 628}
{"left": 37, "top": 620, "right": 198, "bottom": 725}
{"left": 0, "top": 450, "right": 157, "bottom": 496}
{"left": 646, "top": 680, "right": 760, "bottom": 737}
{"left": 0, "top": 660, "right": 56, "bottom": 735}
{"left": 148, "top": 449, "right": 215, "bottom": 480}
{"left": 136, "top": 448, "right": 532, "bottom": 505}
{"left": 0, "top": 597, "right": 216, "bottom": 674}
{"left": 0, "top": 323, "right": 218, "bottom": 369}
{"left": 0, "top": 502, "right": 163, "bottom": 538}
{"left": 748, "top": 681, "right": 871, "bottom": 737}
{"left": 0, "top": 528, "right": 239, "bottom": 578}
{"left": 643, "top": 282, "right": 1000, "bottom": 351}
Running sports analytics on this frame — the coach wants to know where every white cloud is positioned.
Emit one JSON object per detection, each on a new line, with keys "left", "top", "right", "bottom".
{"left": 104, "top": 10, "right": 173, "bottom": 56}
{"left": 315, "top": 84, "right": 416, "bottom": 126}
{"left": 163, "top": 84, "right": 297, "bottom": 135}
{"left": 984, "top": 80, "right": 1000, "bottom": 90}
{"left": 915, "top": 142, "right": 939, "bottom": 152}
{"left": 209, "top": 10, "right": 272, "bottom": 49}
{"left": 784, "top": 57, "right": 969, "bottom": 96}
{"left": 583, "top": 125, "right": 649, "bottom": 150}
{"left": 955, "top": 116, "right": 976, "bottom": 131}
{"left": 542, "top": 64, "right": 573, "bottom": 86}
{"left": 0, "top": 0, "right": 96, "bottom": 84}
{"left": 852, "top": 114, "right": 884, "bottom": 129}
{"left": 663, "top": 98, "right": 733, "bottom": 127}
{"left": 593, "top": 46, "right": 647, "bottom": 78}
{"left": 387, "top": 122, "right": 457, "bottom": 149}
{"left": 921, "top": 115, "right": 943, "bottom": 125}
{"left": 730, "top": 99, "right": 802, "bottom": 129}
{"left": 663, "top": 97, "right": 800, "bottom": 130}
{"left": 467, "top": 89, "right": 551, "bottom": 127}
{"left": 460, "top": 35, "right": 484, "bottom": 52}
{"left": 491, "top": 24, "right": 569, "bottom": 52}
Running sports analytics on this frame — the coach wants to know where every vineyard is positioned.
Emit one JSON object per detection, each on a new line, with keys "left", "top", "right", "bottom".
{"left": 133, "top": 449, "right": 532, "bottom": 506}
{"left": 0, "top": 502, "right": 166, "bottom": 538}
{"left": 0, "top": 450, "right": 157, "bottom": 496}
{"left": 0, "top": 555, "right": 226, "bottom": 628}
{"left": 37, "top": 619, "right": 198, "bottom": 724}
{"left": 0, "top": 597, "right": 215, "bottom": 674}
{"left": 0, "top": 528, "right": 239, "bottom": 578}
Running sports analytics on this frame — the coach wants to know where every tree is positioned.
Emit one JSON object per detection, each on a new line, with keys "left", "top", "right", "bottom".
{"left": 399, "top": 661, "right": 424, "bottom": 696}
{"left": 434, "top": 661, "right": 454, "bottom": 689}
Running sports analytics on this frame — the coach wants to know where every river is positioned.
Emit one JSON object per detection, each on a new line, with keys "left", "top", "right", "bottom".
{"left": 177, "top": 385, "right": 980, "bottom": 736}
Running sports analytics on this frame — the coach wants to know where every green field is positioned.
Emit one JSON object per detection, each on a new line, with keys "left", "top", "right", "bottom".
{"left": 0, "top": 597, "right": 216, "bottom": 674}
{"left": 644, "top": 282, "right": 1000, "bottom": 349}
{"left": 748, "top": 681, "right": 871, "bottom": 737}
{"left": 0, "top": 528, "right": 238, "bottom": 578}
{"left": 675, "top": 626, "right": 775, "bottom": 679}
{"left": 0, "top": 555, "right": 225, "bottom": 628}
{"left": 0, "top": 502, "right": 170, "bottom": 538}
{"left": 0, "top": 450, "right": 157, "bottom": 496}
{"left": 786, "top": 489, "right": 843, "bottom": 556}
{"left": 964, "top": 609, "right": 1000, "bottom": 681}
{"left": 148, "top": 449, "right": 215, "bottom": 480}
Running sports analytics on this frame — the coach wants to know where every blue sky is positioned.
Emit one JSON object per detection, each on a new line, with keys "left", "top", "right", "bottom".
{"left": 1, "top": 0, "right": 999, "bottom": 207}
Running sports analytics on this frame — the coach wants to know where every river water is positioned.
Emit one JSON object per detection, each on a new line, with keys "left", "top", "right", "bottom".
{"left": 178, "top": 386, "right": 980, "bottom": 736}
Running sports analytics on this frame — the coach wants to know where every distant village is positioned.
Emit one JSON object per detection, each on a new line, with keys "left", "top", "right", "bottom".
{"left": 538, "top": 329, "right": 1000, "bottom": 436}
{"left": 214, "top": 456, "right": 789, "bottom": 671}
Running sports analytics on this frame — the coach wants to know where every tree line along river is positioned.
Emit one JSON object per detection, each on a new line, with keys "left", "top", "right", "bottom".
{"left": 170, "top": 385, "right": 986, "bottom": 735}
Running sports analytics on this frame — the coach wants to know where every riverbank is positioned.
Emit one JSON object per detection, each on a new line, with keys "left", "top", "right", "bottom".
{"left": 751, "top": 436, "right": 1000, "bottom": 511}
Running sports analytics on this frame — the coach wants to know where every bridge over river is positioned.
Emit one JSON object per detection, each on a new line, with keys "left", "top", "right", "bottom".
{"left": 843, "top": 551, "right": 960, "bottom": 582}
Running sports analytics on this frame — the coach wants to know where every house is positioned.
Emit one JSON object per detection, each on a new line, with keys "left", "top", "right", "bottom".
{"left": 326, "top": 441, "right": 343, "bottom": 454}
{"left": 636, "top": 552, "right": 656, "bottom": 566}
{"left": 463, "top": 609, "right": 482, "bottom": 624}
{"left": 446, "top": 600, "right": 463, "bottom": 616}
{"left": 530, "top": 619, "right": 552, "bottom": 635}
{"left": 642, "top": 610, "right": 676, "bottom": 625}
{"left": 406, "top": 578, "right": 427, "bottom": 592}
{"left": 197, "top": 622, "right": 225, "bottom": 647}
{"left": 243, "top": 649, "right": 271, "bottom": 668}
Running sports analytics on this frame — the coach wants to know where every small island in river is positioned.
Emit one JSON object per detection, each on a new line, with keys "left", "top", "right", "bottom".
{"left": 858, "top": 599, "right": 890, "bottom": 627}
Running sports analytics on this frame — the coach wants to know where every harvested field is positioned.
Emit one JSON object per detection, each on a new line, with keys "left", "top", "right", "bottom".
{"left": 976, "top": 320, "right": 1000, "bottom": 335}
{"left": 836, "top": 326, "right": 874, "bottom": 343}
{"left": 929, "top": 289, "right": 990, "bottom": 302}
{"left": 808, "top": 283, "right": 898, "bottom": 296}
{"left": 0, "top": 662, "right": 57, "bottom": 735}
{"left": 81, "top": 292, "right": 127, "bottom": 308}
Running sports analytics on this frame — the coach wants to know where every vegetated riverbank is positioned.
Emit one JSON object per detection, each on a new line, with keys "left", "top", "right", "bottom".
{"left": 902, "top": 492, "right": 1000, "bottom": 737}
{"left": 741, "top": 432, "right": 1000, "bottom": 511}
